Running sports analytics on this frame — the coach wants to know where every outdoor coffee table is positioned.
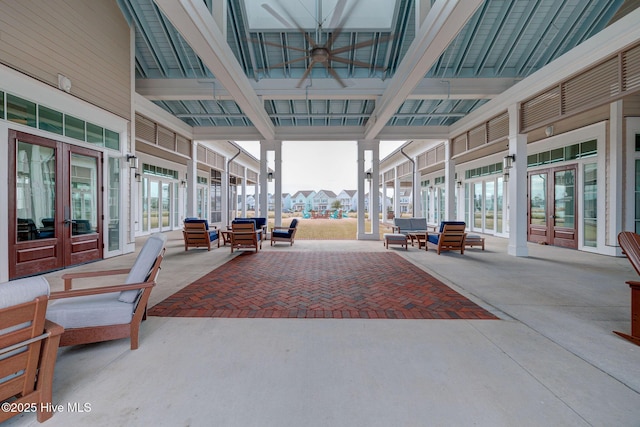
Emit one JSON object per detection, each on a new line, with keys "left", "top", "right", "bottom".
{"left": 407, "top": 232, "right": 427, "bottom": 250}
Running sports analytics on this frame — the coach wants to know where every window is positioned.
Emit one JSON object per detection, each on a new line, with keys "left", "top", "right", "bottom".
{"left": 584, "top": 163, "right": 597, "bottom": 247}
{"left": 210, "top": 170, "right": 222, "bottom": 223}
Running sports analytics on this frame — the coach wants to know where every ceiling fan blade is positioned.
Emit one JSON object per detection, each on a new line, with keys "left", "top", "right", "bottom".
{"left": 322, "top": 62, "right": 346, "bottom": 88}
{"left": 330, "top": 34, "right": 394, "bottom": 55}
{"left": 327, "top": 0, "right": 348, "bottom": 30}
{"left": 326, "top": 0, "right": 361, "bottom": 49}
{"left": 247, "top": 38, "right": 308, "bottom": 53}
{"left": 267, "top": 1, "right": 318, "bottom": 48}
{"left": 264, "top": 55, "right": 311, "bottom": 70}
{"left": 296, "top": 60, "right": 317, "bottom": 88}
{"left": 261, "top": 4, "right": 293, "bottom": 29}
{"left": 329, "top": 56, "right": 386, "bottom": 71}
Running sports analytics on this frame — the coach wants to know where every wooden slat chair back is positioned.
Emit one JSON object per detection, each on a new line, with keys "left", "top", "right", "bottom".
{"left": 0, "top": 277, "right": 64, "bottom": 423}
{"left": 615, "top": 231, "right": 640, "bottom": 345}
{"left": 434, "top": 223, "right": 467, "bottom": 255}
{"left": 231, "top": 221, "right": 261, "bottom": 253}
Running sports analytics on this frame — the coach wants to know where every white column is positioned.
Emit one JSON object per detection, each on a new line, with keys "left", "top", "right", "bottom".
{"left": 221, "top": 168, "right": 229, "bottom": 226}
{"left": 357, "top": 142, "right": 366, "bottom": 238}
{"left": 274, "top": 140, "right": 282, "bottom": 227}
{"left": 610, "top": 100, "right": 624, "bottom": 250}
{"left": 186, "top": 141, "right": 198, "bottom": 218}
{"left": 259, "top": 141, "right": 269, "bottom": 218}
{"left": 357, "top": 140, "right": 380, "bottom": 240}
{"left": 241, "top": 168, "right": 247, "bottom": 217}
{"left": 394, "top": 170, "right": 401, "bottom": 218}
{"left": 444, "top": 139, "right": 456, "bottom": 220}
{"left": 507, "top": 104, "right": 528, "bottom": 257}
{"left": 413, "top": 157, "right": 422, "bottom": 218}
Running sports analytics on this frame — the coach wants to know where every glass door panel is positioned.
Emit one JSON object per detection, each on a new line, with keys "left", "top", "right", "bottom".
{"left": 161, "top": 182, "right": 170, "bottom": 229}
{"left": 496, "top": 177, "right": 503, "bottom": 234}
{"left": 16, "top": 141, "right": 56, "bottom": 241}
{"left": 473, "top": 182, "right": 482, "bottom": 229}
{"left": 150, "top": 180, "right": 160, "bottom": 230}
{"left": 70, "top": 153, "right": 97, "bottom": 235}
{"left": 554, "top": 169, "right": 575, "bottom": 228}
{"left": 142, "top": 177, "right": 149, "bottom": 232}
{"left": 530, "top": 174, "right": 547, "bottom": 225}
{"left": 484, "top": 181, "right": 495, "bottom": 231}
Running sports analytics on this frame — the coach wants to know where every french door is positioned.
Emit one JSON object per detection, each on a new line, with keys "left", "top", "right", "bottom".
{"left": 528, "top": 165, "right": 577, "bottom": 248}
{"left": 9, "top": 131, "right": 103, "bottom": 279}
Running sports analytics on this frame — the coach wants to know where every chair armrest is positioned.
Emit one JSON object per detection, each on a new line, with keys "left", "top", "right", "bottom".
{"left": 392, "top": 225, "right": 400, "bottom": 233}
{"left": 61, "top": 268, "right": 131, "bottom": 290}
{"left": 44, "top": 319, "right": 65, "bottom": 337}
{"left": 50, "top": 281, "right": 155, "bottom": 299}
{"left": 271, "top": 226, "right": 293, "bottom": 230}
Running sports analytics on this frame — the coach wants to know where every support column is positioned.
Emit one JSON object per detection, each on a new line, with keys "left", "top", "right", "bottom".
{"left": 610, "top": 100, "right": 624, "bottom": 250}
{"left": 507, "top": 104, "right": 528, "bottom": 257}
{"left": 186, "top": 141, "right": 198, "bottom": 218}
{"left": 259, "top": 140, "right": 282, "bottom": 225}
{"left": 241, "top": 168, "right": 247, "bottom": 217}
{"left": 413, "top": 158, "right": 422, "bottom": 218}
{"left": 274, "top": 141, "right": 283, "bottom": 227}
{"left": 357, "top": 140, "right": 380, "bottom": 240}
{"left": 394, "top": 170, "right": 401, "bottom": 218}
{"left": 444, "top": 139, "right": 456, "bottom": 220}
{"left": 221, "top": 168, "right": 229, "bottom": 226}
{"left": 259, "top": 141, "right": 269, "bottom": 218}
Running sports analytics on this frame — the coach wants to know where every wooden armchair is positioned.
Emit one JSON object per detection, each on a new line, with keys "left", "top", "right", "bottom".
{"left": 183, "top": 218, "right": 219, "bottom": 251}
{"left": 1, "top": 276, "right": 64, "bottom": 423}
{"left": 426, "top": 222, "right": 467, "bottom": 255}
{"left": 271, "top": 218, "right": 299, "bottom": 246}
{"left": 230, "top": 221, "right": 261, "bottom": 253}
{"left": 46, "top": 233, "right": 166, "bottom": 350}
{"left": 615, "top": 231, "right": 640, "bottom": 346}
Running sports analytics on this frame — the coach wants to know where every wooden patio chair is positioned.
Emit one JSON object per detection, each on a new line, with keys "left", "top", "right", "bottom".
{"left": 427, "top": 223, "right": 467, "bottom": 255}
{"left": 0, "top": 276, "right": 64, "bottom": 423}
{"left": 183, "top": 218, "right": 219, "bottom": 251}
{"left": 615, "top": 231, "right": 640, "bottom": 345}
{"left": 46, "top": 233, "right": 166, "bottom": 350}
{"left": 230, "top": 221, "right": 261, "bottom": 253}
{"left": 270, "top": 218, "right": 299, "bottom": 246}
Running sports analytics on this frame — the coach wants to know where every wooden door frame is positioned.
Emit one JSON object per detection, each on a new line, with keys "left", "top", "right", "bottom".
{"left": 527, "top": 164, "right": 578, "bottom": 248}
{"left": 8, "top": 131, "right": 103, "bottom": 279}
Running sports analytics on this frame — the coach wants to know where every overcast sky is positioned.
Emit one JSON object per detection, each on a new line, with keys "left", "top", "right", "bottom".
{"left": 235, "top": 140, "right": 405, "bottom": 195}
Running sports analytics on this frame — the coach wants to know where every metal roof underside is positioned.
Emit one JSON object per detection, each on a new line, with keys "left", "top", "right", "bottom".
{"left": 118, "top": 0, "right": 632, "bottom": 140}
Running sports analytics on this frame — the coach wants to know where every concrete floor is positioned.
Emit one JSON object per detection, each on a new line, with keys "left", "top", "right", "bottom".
{"left": 5, "top": 230, "right": 640, "bottom": 426}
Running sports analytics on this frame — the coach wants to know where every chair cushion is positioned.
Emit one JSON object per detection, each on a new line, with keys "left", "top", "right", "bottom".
{"left": 47, "top": 293, "right": 133, "bottom": 328}
{"left": 119, "top": 233, "right": 167, "bottom": 303}
{"left": 409, "top": 218, "right": 427, "bottom": 231}
{"left": 0, "top": 276, "right": 50, "bottom": 309}
{"left": 273, "top": 230, "right": 291, "bottom": 238}
{"left": 290, "top": 218, "right": 298, "bottom": 229}
{"left": 208, "top": 230, "right": 218, "bottom": 242}
{"left": 427, "top": 234, "right": 440, "bottom": 245}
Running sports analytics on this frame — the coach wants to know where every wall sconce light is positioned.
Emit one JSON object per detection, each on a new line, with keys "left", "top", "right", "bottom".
{"left": 503, "top": 154, "right": 515, "bottom": 170}
{"left": 545, "top": 125, "right": 554, "bottom": 137}
{"left": 365, "top": 172, "right": 372, "bottom": 181}
{"left": 134, "top": 172, "right": 141, "bottom": 182}
{"left": 267, "top": 172, "right": 273, "bottom": 182}
{"left": 428, "top": 185, "right": 434, "bottom": 191}
{"left": 456, "top": 180, "right": 462, "bottom": 189}
{"left": 180, "top": 180, "right": 187, "bottom": 187}
{"left": 503, "top": 170, "right": 510, "bottom": 182}
{"left": 126, "top": 154, "right": 138, "bottom": 170}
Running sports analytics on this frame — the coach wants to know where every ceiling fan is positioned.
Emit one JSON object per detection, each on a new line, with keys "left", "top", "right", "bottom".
{"left": 250, "top": 0, "right": 393, "bottom": 88}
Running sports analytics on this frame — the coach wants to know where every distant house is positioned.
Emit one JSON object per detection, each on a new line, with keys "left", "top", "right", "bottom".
{"left": 398, "top": 188, "right": 412, "bottom": 214}
{"left": 313, "top": 190, "right": 337, "bottom": 211}
{"left": 336, "top": 190, "right": 357, "bottom": 212}
{"left": 282, "top": 193, "right": 292, "bottom": 211}
{"left": 292, "top": 190, "right": 316, "bottom": 212}
{"left": 364, "top": 192, "right": 390, "bottom": 213}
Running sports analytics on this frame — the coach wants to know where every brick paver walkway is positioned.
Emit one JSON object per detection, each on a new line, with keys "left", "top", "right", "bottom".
{"left": 149, "top": 252, "right": 497, "bottom": 319}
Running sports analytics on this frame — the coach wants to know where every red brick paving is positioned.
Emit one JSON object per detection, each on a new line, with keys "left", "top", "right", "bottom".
{"left": 149, "top": 252, "right": 497, "bottom": 320}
